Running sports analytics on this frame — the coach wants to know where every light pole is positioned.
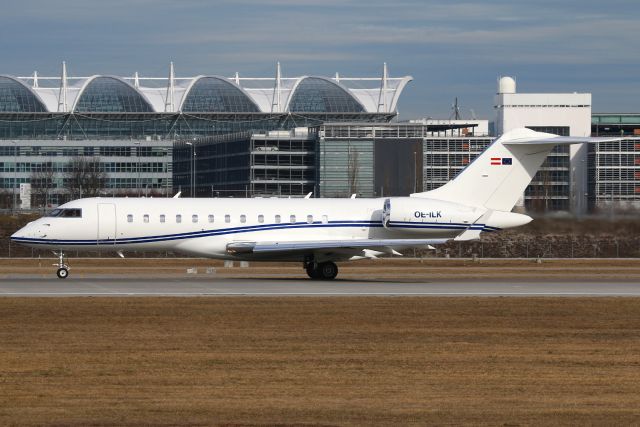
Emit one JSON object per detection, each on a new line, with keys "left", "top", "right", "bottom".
{"left": 133, "top": 140, "right": 141, "bottom": 197}
{"left": 165, "top": 146, "right": 170, "bottom": 198}
{"left": 413, "top": 150, "right": 417, "bottom": 193}
{"left": 185, "top": 140, "right": 196, "bottom": 197}
{"left": 11, "top": 141, "right": 17, "bottom": 212}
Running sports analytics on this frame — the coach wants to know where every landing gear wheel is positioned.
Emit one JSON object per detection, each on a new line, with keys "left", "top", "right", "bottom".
{"left": 318, "top": 262, "right": 338, "bottom": 280}
{"left": 304, "top": 261, "right": 338, "bottom": 280}
{"left": 53, "top": 251, "right": 70, "bottom": 279}
{"left": 306, "top": 263, "right": 321, "bottom": 279}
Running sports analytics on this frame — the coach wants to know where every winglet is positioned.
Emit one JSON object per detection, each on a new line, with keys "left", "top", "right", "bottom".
{"left": 304, "top": 192, "right": 313, "bottom": 199}
{"left": 173, "top": 192, "right": 181, "bottom": 198}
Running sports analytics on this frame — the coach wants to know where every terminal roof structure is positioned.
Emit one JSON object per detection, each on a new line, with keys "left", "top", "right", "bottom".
{"left": 0, "top": 62, "right": 412, "bottom": 114}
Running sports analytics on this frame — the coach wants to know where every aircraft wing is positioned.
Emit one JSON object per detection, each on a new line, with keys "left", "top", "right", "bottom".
{"left": 227, "top": 238, "right": 449, "bottom": 255}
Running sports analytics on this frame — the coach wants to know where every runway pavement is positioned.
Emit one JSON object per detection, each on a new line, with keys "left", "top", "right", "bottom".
{"left": 1, "top": 276, "right": 640, "bottom": 296}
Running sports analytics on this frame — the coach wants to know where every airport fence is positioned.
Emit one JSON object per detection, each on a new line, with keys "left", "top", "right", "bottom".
{"left": 3, "top": 236, "right": 640, "bottom": 259}
{"left": 430, "top": 235, "right": 640, "bottom": 259}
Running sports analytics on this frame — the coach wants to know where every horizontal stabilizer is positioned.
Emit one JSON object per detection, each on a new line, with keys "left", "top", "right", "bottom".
{"left": 504, "top": 136, "right": 620, "bottom": 146}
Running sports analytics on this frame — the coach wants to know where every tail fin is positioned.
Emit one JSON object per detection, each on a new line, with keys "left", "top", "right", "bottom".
{"left": 412, "top": 128, "right": 616, "bottom": 211}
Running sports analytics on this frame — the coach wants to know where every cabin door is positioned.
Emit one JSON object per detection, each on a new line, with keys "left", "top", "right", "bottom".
{"left": 97, "top": 203, "right": 117, "bottom": 244}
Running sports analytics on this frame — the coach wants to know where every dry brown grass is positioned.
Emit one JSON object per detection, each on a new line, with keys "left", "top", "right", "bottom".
{"left": 1, "top": 297, "right": 640, "bottom": 425}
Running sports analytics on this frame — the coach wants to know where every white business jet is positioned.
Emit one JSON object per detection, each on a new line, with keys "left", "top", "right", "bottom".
{"left": 11, "top": 128, "right": 612, "bottom": 280}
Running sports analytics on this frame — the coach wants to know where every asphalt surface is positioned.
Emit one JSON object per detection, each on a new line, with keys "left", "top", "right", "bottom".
{"left": 1, "top": 276, "right": 640, "bottom": 296}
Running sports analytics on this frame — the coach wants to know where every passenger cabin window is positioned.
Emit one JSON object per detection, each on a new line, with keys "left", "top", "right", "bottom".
{"left": 240, "top": 214, "right": 246, "bottom": 223}
{"left": 275, "top": 215, "right": 281, "bottom": 224}
{"left": 258, "top": 214, "right": 264, "bottom": 223}
{"left": 322, "top": 215, "right": 328, "bottom": 224}
{"left": 225, "top": 214, "right": 230, "bottom": 223}
{"left": 143, "top": 214, "right": 149, "bottom": 223}
{"left": 127, "top": 214, "right": 133, "bottom": 223}
{"left": 290, "top": 215, "right": 296, "bottom": 223}
{"left": 307, "top": 215, "right": 313, "bottom": 224}
{"left": 48, "top": 208, "right": 82, "bottom": 218}
{"left": 208, "top": 215, "right": 214, "bottom": 223}
{"left": 192, "top": 214, "right": 198, "bottom": 223}
{"left": 176, "top": 214, "right": 182, "bottom": 223}
{"left": 160, "top": 214, "right": 166, "bottom": 223}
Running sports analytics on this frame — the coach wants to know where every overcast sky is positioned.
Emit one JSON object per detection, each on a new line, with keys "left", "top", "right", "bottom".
{"left": 1, "top": 0, "right": 637, "bottom": 119}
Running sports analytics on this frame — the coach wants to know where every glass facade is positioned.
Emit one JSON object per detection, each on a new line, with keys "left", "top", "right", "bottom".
{"left": 588, "top": 138, "right": 640, "bottom": 210}
{"left": 423, "top": 138, "right": 492, "bottom": 192}
{"left": 0, "top": 76, "right": 46, "bottom": 112}
{"left": 317, "top": 139, "right": 374, "bottom": 197}
{"left": 0, "top": 139, "right": 172, "bottom": 207}
{"left": 251, "top": 134, "right": 315, "bottom": 196}
{"left": 592, "top": 114, "right": 640, "bottom": 137}
{"left": 289, "top": 77, "right": 364, "bottom": 113}
{"left": 173, "top": 131, "right": 316, "bottom": 198}
{"left": 182, "top": 77, "right": 259, "bottom": 112}
{"left": 524, "top": 126, "right": 571, "bottom": 211}
{"left": 0, "top": 112, "right": 391, "bottom": 140}
{"left": 75, "top": 77, "right": 153, "bottom": 113}
{"left": 592, "top": 115, "right": 640, "bottom": 210}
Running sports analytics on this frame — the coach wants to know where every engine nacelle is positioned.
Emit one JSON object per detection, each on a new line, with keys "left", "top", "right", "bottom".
{"left": 382, "top": 197, "right": 486, "bottom": 233}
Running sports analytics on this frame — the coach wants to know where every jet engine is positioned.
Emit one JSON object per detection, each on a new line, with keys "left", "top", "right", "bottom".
{"left": 382, "top": 197, "right": 486, "bottom": 232}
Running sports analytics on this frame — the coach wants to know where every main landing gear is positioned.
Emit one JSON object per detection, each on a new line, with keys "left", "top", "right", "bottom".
{"left": 305, "top": 261, "right": 338, "bottom": 280}
{"left": 54, "top": 251, "right": 69, "bottom": 279}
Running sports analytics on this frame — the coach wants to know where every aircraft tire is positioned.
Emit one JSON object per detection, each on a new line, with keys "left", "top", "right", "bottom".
{"left": 318, "top": 262, "right": 338, "bottom": 280}
{"left": 56, "top": 267, "right": 69, "bottom": 279}
{"left": 306, "top": 263, "right": 321, "bottom": 279}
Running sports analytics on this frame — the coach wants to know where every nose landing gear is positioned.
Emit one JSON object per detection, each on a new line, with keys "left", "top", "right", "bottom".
{"left": 54, "top": 251, "right": 69, "bottom": 279}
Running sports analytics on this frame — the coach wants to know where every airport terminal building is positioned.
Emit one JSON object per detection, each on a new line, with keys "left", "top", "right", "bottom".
{"left": 0, "top": 62, "right": 409, "bottom": 206}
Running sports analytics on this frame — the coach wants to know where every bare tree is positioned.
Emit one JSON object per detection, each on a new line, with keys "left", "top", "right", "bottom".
{"left": 65, "top": 157, "right": 107, "bottom": 199}
{"left": 347, "top": 144, "right": 359, "bottom": 196}
{"left": 30, "top": 162, "right": 56, "bottom": 208}
{"left": 0, "top": 189, "right": 13, "bottom": 209}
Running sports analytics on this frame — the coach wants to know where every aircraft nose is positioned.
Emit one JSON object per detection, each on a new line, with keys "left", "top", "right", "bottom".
{"left": 11, "top": 225, "right": 28, "bottom": 241}
{"left": 11, "top": 222, "right": 48, "bottom": 241}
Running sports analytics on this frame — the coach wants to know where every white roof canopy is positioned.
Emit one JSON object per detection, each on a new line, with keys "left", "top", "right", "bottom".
{"left": 8, "top": 62, "right": 412, "bottom": 114}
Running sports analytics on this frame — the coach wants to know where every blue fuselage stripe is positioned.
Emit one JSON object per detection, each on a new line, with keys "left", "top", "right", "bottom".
{"left": 12, "top": 220, "right": 500, "bottom": 246}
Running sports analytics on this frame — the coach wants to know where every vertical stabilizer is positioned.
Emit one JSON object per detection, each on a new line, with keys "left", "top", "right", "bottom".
{"left": 412, "top": 128, "right": 613, "bottom": 211}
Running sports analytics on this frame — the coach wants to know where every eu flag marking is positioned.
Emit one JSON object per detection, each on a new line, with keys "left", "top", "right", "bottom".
{"left": 502, "top": 158, "right": 512, "bottom": 165}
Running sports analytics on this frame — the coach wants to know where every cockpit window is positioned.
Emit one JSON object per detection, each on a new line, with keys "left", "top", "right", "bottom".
{"left": 47, "top": 208, "right": 82, "bottom": 218}
{"left": 47, "top": 209, "right": 63, "bottom": 217}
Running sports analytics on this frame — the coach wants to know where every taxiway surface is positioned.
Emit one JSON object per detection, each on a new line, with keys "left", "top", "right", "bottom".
{"left": 1, "top": 277, "right": 640, "bottom": 296}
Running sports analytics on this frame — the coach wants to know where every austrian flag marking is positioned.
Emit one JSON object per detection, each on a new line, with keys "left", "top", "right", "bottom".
{"left": 491, "top": 157, "right": 513, "bottom": 165}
